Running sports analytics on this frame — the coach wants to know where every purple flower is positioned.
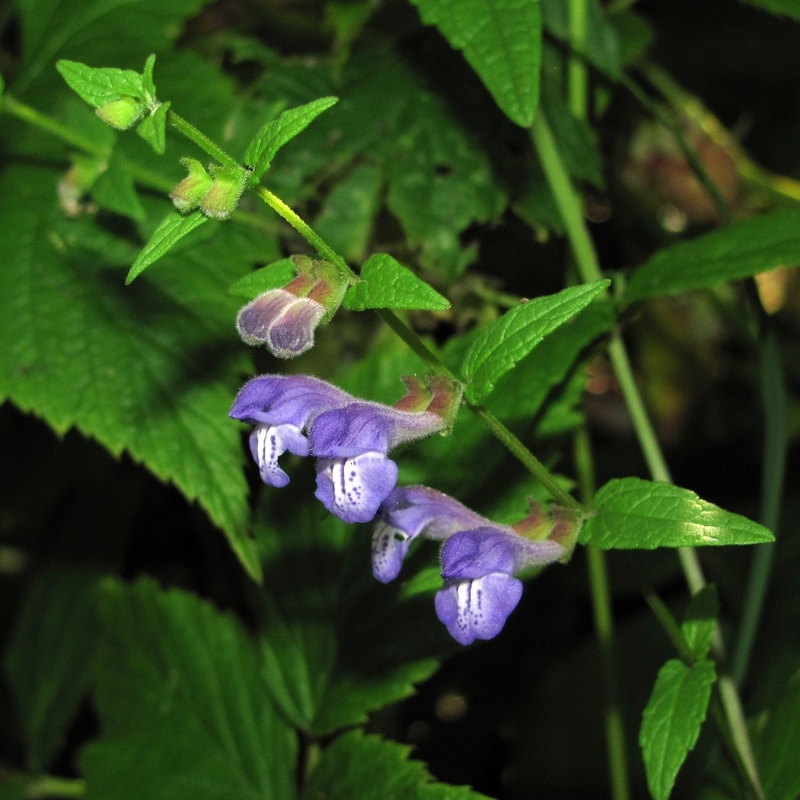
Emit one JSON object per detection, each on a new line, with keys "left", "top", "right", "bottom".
{"left": 311, "top": 404, "right": 446, "bottom": 524}
{"left": 434, "top": 528, "right": 565, "bottom": 645}
{"left": 230, "top": 375, "right": 353, "bottom": 487}
{"left": 372, "top": 486, "right": 493, "bottom": 583}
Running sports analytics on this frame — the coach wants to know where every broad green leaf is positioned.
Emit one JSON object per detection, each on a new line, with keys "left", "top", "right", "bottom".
{"left": 461, "top": 280, "right": 610, "bottom": 403}
{"left": 681, "top": 585, "right": 718, "bottom": 661}
{"left": 256, "top": 500, "right": 444, "bottom": 736}
{"left": 753, "top": 669, "right": 800, "bottom": 800}
{"left": 56, "top": 60, "right": 146, "bottom": 107}
{"left": 136, "top": 101, "right": 170, "bottom": 155}
{"left": 640, "top": 659, "right": 716, "bottom": 800}
{"left": 301, "top": 730, "right": 492, "bottom": 799}
{"left": 626, "top": 208, "right": 800, "bottom": 302}
{"left": 244, "top": 96, "right": 339, "bottom": 184}
{"left": 342, "top": 253, "right": 450, "bottom": 312}
{"left": 739, "top": 0, "right": 800, "bottom": 19}
{"left": 0, "top": 166, "right": 259, "bottom": 580}
{"left": 408, "top": 0, "right": 542, "bottom": 127}
{"left": 228, "top": 258, "right": 297, "bottom": 300}
{"left": 91, "top": 152, "right": 145, "bottom": 222}
{"left": 79, "top": 578, "right": 296, "bottom": 800}
{"left": 313, "top": 164, "right": 383, "bottom": 263}
{"left": 126, "top": 210, "right": 209, "bottom": 284}
{"left": 4, "top": 568, "right": 101, "bottom": 772}
{"left": 580, "top": 478, "right": 775, "bottom": 549}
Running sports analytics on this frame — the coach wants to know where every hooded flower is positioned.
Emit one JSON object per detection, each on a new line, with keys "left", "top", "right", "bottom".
{"left": 229, "top": 375, "right": 353, "bottom": 487}
{"left": 434, "top": 527, "right": 565, "bottom": 645}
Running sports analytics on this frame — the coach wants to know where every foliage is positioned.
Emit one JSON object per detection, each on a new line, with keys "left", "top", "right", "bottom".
{"left": 1, "top": 0, "right": 799, "bottom": 799}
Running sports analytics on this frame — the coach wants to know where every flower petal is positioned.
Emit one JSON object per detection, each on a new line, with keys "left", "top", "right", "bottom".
{"left": 371, "top": 520, "right": 412, "bottom": 583}
{"left": 249, "top": 423, "right": 310, "bottom": 487}
{"left": 315, "top": 452, "right": 399, "bottom": 524}
{"left": 268, "top": 298, "right": 326, "bottom": 358}
{"left": 434, "top": 573, "right": 523, "bottom": 645}
{"left": 236, "top": 290, "right": 295, "bottom": 345}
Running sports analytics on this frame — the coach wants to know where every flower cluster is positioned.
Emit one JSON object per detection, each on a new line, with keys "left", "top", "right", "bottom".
{"left": 230, "top": 374, "right": 459, "bottom": 524}
{"left": 373, "top": 486, "right": 578, "bottom": 644}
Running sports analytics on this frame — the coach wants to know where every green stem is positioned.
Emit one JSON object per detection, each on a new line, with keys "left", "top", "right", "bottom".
{"left": 166, "top": 110, "right": 240, "bottom": 170}
{"left": 576, "top": 427, "right": 631, "bottom": 800}
{"left": 531, "top": 107, "right": 764, "bottom": 799}
{"left": 568, "top": 0, "right": 589, "bottom": 120}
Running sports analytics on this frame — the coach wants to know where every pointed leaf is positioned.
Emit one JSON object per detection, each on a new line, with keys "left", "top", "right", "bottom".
{"left": 301, "top": 730, "right": 492, "bottom": 799}
{"left": 245, "top": 96, "right": 339, "bottom": 184}
{"left": 640, "top": 659, "right": 716, "bottom": 800}
{"left": 626, "top": 208, "right": 800, "bottom": 302}
{"left": 142, "top": 53, "right": 157, "bottom": 99}
{"left": 126, "top": 210, "right": 209, "bottom": 284}
{"left": 461, "top": 280, "right": 610, "bottom": 403}
{"left": 342, "top": 253, "right": 450, "bottom": 312}
{"left": 136, "top": 101, "right": 170, "bottom": 155}
{"left": 4, "top": 568, "right": 101, "bottom": 772}
{"left": 681, "top": 585, "right": 718, "bottom": 661}
{"left": 407, "top": 0, "right": 542, "bottom": 127}
{"left": 56, "top": 60, "right": 145, "bottom": 107}
{"left": 80, "top": 578, "right": 296, "bottom": 800}
{"left": 580, "top": 478, "right": 775, "bottom": 549}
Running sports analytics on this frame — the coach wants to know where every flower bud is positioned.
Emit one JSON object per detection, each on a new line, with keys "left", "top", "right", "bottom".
{"left": 200, "top": 165, "right": 248, "bottom": 219}
{"left": 170, "top": 158, "right": 214, "bottom": 213}
{"left": 96, "top": 96, "right": 145, "bottom": 130}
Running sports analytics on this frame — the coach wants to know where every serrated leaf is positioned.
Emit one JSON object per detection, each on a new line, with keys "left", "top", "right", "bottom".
{"left": 739, "top": 0, "right": 800, "bottom": 19}
{"left": 681, "top": 585, "right": 718, "bottom": 661}
{"left": 79, "top": 578, "right": 296, "bottom": 800}
{"left": 228, "top": 258, "right": 297, "bottom": 299}
{"left": 754, "top": 669, "right": 800, "bottom": 800}
{"left": 640, "top": 659, "right": 716, "bottom": 800}
{"left": 126, "top": 210, "right": 209, "bottom": 284}
{"left": 56, "top": 60, "right": 145, "bottom": 107}
{"left": 626, "top": 208, "right": 800, "bottom": 302}
{"left": 136, "top": 101, "right": 170, "bottom": 155}
{"left": 91, "top": 152, "right": 145, "bottom": 222}
{"left": 4, "top": 568, "right": 101, "bottom": 772}
{"left": 461, "top": 280, "right": 609, "bottom": 403}
{"left": 408, "top": 0, "right": 542, "bottom": 127}
{"left": 301, "top": 730, "right": 492, "bottom": 799}
{"left": 0, "top": 166, "right": 259, "bottom": 580}
{"left": 342, "top": 253, "right": 450, "bottom": 312}
{"left": 580, "top": 478, "right": 775, "bottom": 549}
{"left": 314, "top": 164, "right": 383, "bottom": 263}
{"left": 244, "top": 96, "right": 339, "bottom": 183}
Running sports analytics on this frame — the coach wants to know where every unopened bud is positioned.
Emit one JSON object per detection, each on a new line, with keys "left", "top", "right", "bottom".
{"left": 200, "top": 165, "right": 248, "bottom": 220}
{"left": 96, "top": 96, "right": 145, "bottom": 129}
{"left": 170, "top": 158, "right": 213, "bottom": 213}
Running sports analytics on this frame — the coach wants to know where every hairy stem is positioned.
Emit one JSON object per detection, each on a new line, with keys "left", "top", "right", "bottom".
{"left": 166, "top": 110, "right": 240, "bottom": 170}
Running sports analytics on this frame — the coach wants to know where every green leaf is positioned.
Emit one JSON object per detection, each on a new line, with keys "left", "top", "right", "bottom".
{"left": 142, "top": 53, "right": 157, "bottom": 99}
{"left": 681, "top": 585, "right": 718, "bottom": 661}
{"left": 228, "top": 258, "right": 297, "bottom": 300}
{"left": 342, "top": 253, "right": 450, "bottom": 312}
{"left": 754, "top": 669, "right": 800, "bottom": 800}
{"left": 407, "top": 0, "right": 542, "bottom": 127}
{"left": 640, "top": 659, "right": 716, "bottom": 800}
{"left": 461, "top": 280, "right": 610, "bottom": 403}
{"left": 56, "top": 60, "right": 146, "bottom": 107}
{"left": 313, "top": 164, "right": 383, "bottom": 263}
{"left": 626, "top": 208, "right": 800, "bottom": 302}
{"left": 0, "top": 166, "right": 259, "bottom": 581}
{"left": 301, "top": 730, "right": 492, "bottom": 799}
{"left": 91, "top": 152, "right": 145, "bottom": 222}
{"left": 79, "top": 578, "right": 296, "bottom": 800}
{"left": 244, "top": 96, "right": 339, "bottom": 184}
{"left": 136, "top": 101, "right": 171, "bottom": 155}
{"left": 126, "top": 210, "right": 209, "bottom": 284}
{"left": 4, "top": 568, "right": 101, "bottom": 772}
{"left": 739, "top": 0, "right": 800, "bottom": 19}
{"left": 580, "top": 478, "right": 775, "bottom": 549}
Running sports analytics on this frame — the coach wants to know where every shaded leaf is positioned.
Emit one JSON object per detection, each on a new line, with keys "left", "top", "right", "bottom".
{"left": 408, "top": 0, "right": 542, "bottom": 127}
{"left": 739, "top": 0, "right": 800, "bottom": 19}
{"left": 461, "top": 280, "right": 609, "bottom": 403}
{"left": 136, "top": 101, "right": 171, "bottom": 155}
{"left": 91, "top": 152, "right": 145, "bottom": 222}
{"left": 228, "top": 259, "right": 297, "bottom": 300}
{"left": 681, "top": 585, "right": 718, "bottom": 661}
{"left": 343, "top": 253, "right": 450, "bottom": 312}
{"left": 640, "top": 659, "right": 716, "bottom": 800}
{"left": 626, "top": 209, "right": 800, "bottom": 302}
{"left": 580, "top": 478, "right": 775, "bottom": 549}
{"left": 80, "top": 578, "right": 295, "bottom": 800}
